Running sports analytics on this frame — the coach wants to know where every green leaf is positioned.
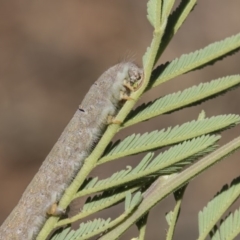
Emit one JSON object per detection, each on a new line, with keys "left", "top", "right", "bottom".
{"left": 211, "top": 207, "right": 240, "bottom": 240}
{"left": 150, "top": 33, "right": 240, "bottom": 88}
{"left": 125, "top": 191, "right": 142, "bottom": 211}
{"left": 198, "top": 177, "right": 240, "bottom": 240}
{"left": 155, "top": 0, "right": 197, "bottom": 62}
{"left": 147, "top": 0, "right": 162, "bottom": 28}
{"left": 142, "top": 42, "right": 155, "bottom": 69}
{"left": 161, "top": 0, "right": 175, "bottom": 21}
{"left": 51, "top": 218, "right": 111, "bottom": 240}
{"left": 101, "top": 115, "right": 239, "bottom": 164}
{"left": 124, "top": 76, "right": 240, "bottom": 128}
{"left": 57, "top": 186, "right": 139, "bottom": 228}
{"left": 171, "top": 0, "right": 196, "bottom": 33}
{"left": 198, "top": 110, "right": 206, "bottom": 120}
{"left": 131, "top": 191, "right": 143, "bottom": 208}
{"left": 143, "top": 0, "right": 166, "bottom": 70}
{"left": 125, "top": 191, "right": 132, "bottom": 210}
{"left": 99, "top": 136, "right": 240, "bottom": 240}
{"left": 53, "top": 192, "right": 143, "bottom": 240}
{"left": 76, "top": 135, "right": 219, "bottom": 197}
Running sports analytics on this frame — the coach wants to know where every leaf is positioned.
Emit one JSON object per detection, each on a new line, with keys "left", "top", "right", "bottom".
{"left": 53, "top": 192, "right": 143, "bottom": 240}
{"left": 124, "top": 76, "right": 240, "bottom": 128}
{"left": 57, "top": 186, "right": 140, "bottom": 228}
{"left": 155, "top": 0, "right": 197, "bottom": 61}
{"left": 143, "top": 0, "right": 165, "bottom": 69}
{"left": 142, "top": 44, "right": 154, "bottom": 69}
{"left": 98, "top": 136, "right": 240, "bottom": 240}
{"left": 101, "top": 115, "right": 239, "bottom": 164}
{"left": 150, "top": 33, "right": 240, "bottom": 88}
{"left": 147, "top": 0, "right": 161, "bottom": 28}
{"left": 51, "top": 218, "right": 111, "bottom": 240}
{"left": 211, "top": 207, "right": 240, "bottom": 240}
{"left": 125, "top": 191, "right": 132, "bottom": 210}
{"left": 166, "top": 211, "right": 174, "bottom": 226}
{"left": 125, "top": 191, "right": 142, "bottom": 211}
{"left": 198, "top": 110, "right": 206, "bottom": 120}
{"left": 161, "top": 0, "right": 175, "bottom": 21}
{"left": 198, "top": 177, "right": 240, "bottom": 240}
{"left": 171, "top": 0, "right": 196, "bottom": 32}
{"left": 81, "top": 187, "right": 136, "bottom": 213}
{"left": 76, "top": 135, "right": 219, "bottom": 197}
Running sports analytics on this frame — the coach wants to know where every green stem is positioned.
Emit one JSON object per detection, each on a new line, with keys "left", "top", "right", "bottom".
{"left": 137, "top": 213, "right": 149, "bottom": 240}
{"left": 166, "top": 185, "right": 187, "bottom": 240}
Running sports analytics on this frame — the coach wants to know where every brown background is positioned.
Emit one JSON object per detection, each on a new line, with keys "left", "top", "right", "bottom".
{"left": 0, "top": 0, "right": 240, "bottom": 239}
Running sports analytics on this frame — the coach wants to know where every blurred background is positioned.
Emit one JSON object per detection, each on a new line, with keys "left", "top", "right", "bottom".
{"left": 0, "top": 0, "right": 240, "bottom": 239}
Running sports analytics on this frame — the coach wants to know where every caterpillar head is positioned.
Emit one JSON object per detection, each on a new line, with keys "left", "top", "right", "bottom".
{"left": 108, "top": 62, "right": 143, "bottom": 105}
{"left": 95, "top": 62, "right": 143, "bottom": 108}
{"left": 125, "top": 62, "right": 143, "bottom": 91}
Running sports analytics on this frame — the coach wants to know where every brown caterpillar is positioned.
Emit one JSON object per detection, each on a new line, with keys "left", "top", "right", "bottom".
{"left": 0, "top": 62, "right": 143, "bottom": 240}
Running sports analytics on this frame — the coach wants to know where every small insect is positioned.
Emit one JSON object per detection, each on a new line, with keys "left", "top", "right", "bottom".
{"left": 0, "top": 62, "right": 143, "bottom": 240}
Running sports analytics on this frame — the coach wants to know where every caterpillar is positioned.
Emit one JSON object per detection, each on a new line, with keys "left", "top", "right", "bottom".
{"left": 0, "top": 62, "right": 143, "bottom": 240}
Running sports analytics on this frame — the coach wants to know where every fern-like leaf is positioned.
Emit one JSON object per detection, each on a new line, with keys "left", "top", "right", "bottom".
{"left": 170, "top": 0, "right": 196, "bottom": 32}
{"left": 57, "top": 186, "right": 140, "bottom": 227}
{"left": 100, "top": 115, "right": 239, "bottom": 164}
{"left": 53, "top": 192, "right": 142, "bottom": 240}
{"left": 51, "top": 218, "right": 111, "bottom": 240}
{"left": 161, "top": 0, "right": 175, "bottom": 21}
{"left": 75, "top": 135, "right": 219, "bottom": 198}
{"left": 156, "top": 0, "right": 197, "bottom": 61}
{"left": 198, "top": 177, "right": 240, "bottom": 240}
{"left": 211, "top": 207, "right": 240, "bottom": 240}
{"left": 82, "top": 188, "right": 138, "bottom": 213}
{"left": 98, "top": 138, "right": 240, "bottom": 240}
{"left": 150, "top": 33, "right": 240, "bottom": 88}
{"left": 146, "top": 0, "right": 161, "bottom": 28}
{"left": 124, "top": 76, "right": 240, "bottom": 128}
{"left": 125, "top": 191, "right": 143, "bottom": 211}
